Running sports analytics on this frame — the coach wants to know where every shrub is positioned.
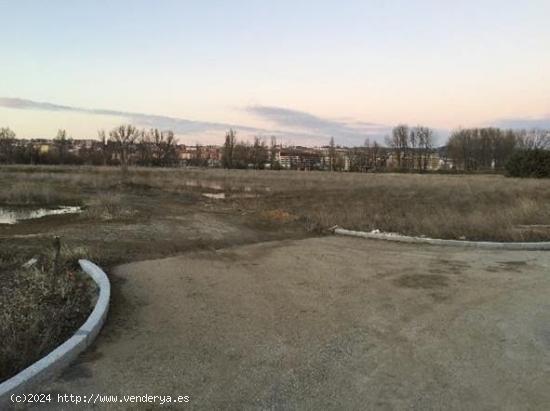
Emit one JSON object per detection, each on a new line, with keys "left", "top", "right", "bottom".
{"left": 505, "top": 149, "right": 550, "bottom": 178}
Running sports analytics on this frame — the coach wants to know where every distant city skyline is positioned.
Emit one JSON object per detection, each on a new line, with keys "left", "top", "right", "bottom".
{"left": 1, "top": 1, "right": 549, "bottom": 145}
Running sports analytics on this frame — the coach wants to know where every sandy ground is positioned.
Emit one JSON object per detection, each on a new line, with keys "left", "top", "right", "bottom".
{"left": 23, "top": 236, "right": 550, "bottom": 410}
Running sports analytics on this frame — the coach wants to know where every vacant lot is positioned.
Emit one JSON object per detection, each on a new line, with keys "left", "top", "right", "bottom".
{"left": 2, "top": 166, "right": 549, "bottom": 409}
{"left": 1, "top": 166, "right": 550, "bottom": 263}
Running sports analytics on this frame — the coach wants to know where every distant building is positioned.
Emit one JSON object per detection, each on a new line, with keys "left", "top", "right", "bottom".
{"left": 277, "top": 147, "right": 322, "bottom": 170}
{"left": 178, "top": 145, "right": 222, "bottom": 167}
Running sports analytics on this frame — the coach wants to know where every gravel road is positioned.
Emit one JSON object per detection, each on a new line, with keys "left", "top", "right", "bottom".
{"left": 28, "top": 236, "right": 550, "bottom": 410}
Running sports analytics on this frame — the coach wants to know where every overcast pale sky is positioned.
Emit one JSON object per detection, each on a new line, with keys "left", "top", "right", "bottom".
{"left": 1, "top": 0, "right": 549, "bottom": 145}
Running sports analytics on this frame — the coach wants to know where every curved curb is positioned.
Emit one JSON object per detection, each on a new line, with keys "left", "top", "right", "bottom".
{"left": 0, "top": 260, "right": 110, "bottom": 407}
{"left": 334, "top": 227, "right": 550, "bottom": 250}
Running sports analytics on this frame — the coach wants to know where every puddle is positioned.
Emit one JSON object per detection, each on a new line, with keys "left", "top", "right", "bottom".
{"left": 202, "top": 193, "right": 259, "bottom": 200}
{"left": 0, "top": 206, "right": 82, "bottom": 224}
{"left": 202, "top": 193, "right": 226, "bottom": 200}
{"left": 185, "top": 179, "right": 271, "bottom": 193}
{"left": 185, "top": 180, "right": 224, "bottom": 191}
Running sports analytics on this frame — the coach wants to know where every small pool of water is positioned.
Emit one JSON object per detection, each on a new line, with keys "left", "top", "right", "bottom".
{"left": 202, "top": 193, "right": 260, "bottom": 200}
{"left": 202, "top": 193, "right": 226, "bottom": 200}
{"left": 185, "top": 180, "right": 224, "bottom": 191}
{"left": 0, "top": 206, "right": 82, "bottom": 225}
{"left": 185, "top": 179, "right": 271, "bottom": 193}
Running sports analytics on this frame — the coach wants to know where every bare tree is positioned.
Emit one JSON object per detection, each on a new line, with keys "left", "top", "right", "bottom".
{"left": 96, "top": 130, "right": 108, "bottom": 166}
{"left": 0, "top": 127, "right": 16, "bottom": 164}
{"left": 135, "top": 131, "right": 152, "bottom": 166}
{"left": 447, "top": 129, "right": 474, "bottom": 170}
{"left": 109, "top": 125, "right": 141, "bottom": 172}
{"left": 161, "top": 130, "right": 178, "bottom": 166}
{"left": 54, "top": 129, "right": 70, "bottom": 165}
{"left": 345, "top": 138, "right": 370, "bottom": 172}
{"left": 414, "top": 126, "right": 434, "bottom": 170}
{"left": 328, "top": 137, "right": 336, "bottom": 171}
{"left": 517, "top": 129, "right": 550, "bottom": 150}
{"left": 251, "top": 136, "right": 268, "bottom": 169}
{"left": 408, "top": 128, "right": 418, "bottom": 169}
{"left": 148, "top": 129, "right": 177, "bottom": 166}
{"left": 194, "top": 143, "right": 204, "bottom": 167}
{"left": 222, "top": 129, "right": 237, "bottom": 168}
{"left": 386, "top": 125, "right": 409, "bottom": 169}
{"left": 232, "top": 140, "right": 252, "bottom": 169}
{"left": 447, "top": 128, "right": 519, "bottom": 171}
{"left": 269, "top": 136, "right": 279, "bottom": 168}
{"left": 371, "top": 141, "right": 382, "bottom": 169}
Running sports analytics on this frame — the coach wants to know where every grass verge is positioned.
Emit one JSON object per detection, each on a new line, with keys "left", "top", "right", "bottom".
{"left": 0, "top": 243, "right": 96, "bottom": 382}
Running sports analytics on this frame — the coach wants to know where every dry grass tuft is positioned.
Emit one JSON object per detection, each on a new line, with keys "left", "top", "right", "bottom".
{"left": 0, "top": 244, "right": 96, "bottom": 382}
{"left": 83, "top": 193, "right": 136, "bottom": 220}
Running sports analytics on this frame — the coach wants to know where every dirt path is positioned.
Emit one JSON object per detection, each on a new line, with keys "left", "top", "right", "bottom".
{"left": 28, "top": 236, "right": 550, "bottom": 410}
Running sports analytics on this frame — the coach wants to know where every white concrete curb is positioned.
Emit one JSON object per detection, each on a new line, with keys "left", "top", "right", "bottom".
{"left": 334, "top": 228, "right": 550, "bottom": 250}
{"left": 0, "top": 260, "right": 110, "bottom": 407}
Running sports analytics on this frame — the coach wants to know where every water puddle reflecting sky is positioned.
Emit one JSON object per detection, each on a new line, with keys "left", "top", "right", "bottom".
{"left": 0, "top": 206, "right": 82, "bottom": 224}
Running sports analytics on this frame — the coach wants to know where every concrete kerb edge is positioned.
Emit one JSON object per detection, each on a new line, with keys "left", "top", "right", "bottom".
{"left": 0, "top": 259, "right": 110, "bottom": 406}
{"left": 333, "top": 227, "right": 550, "bottom": 250}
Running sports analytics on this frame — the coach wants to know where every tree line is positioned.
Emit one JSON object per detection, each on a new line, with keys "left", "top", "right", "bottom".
{"left": 219, "top": 125, "right": 549, "bottom": 174}
{"left": 222, "top": 129, "right": 272, "bottom": 169}
{"left": 1, "top": 123, "right": 549, "bottom": 175}
{"left": 446, "top": 128, "right": 549, "bottom": 172}
{"left": 384, "top": 124, "right": 435, "bottom": 171}
{"left": 0, "top": 125, "right": 178, "bottom": 169}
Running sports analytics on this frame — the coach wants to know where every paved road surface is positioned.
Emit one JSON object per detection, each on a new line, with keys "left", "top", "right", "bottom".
{"left": 26, "top": 236, "right": 550, "bottom": 410}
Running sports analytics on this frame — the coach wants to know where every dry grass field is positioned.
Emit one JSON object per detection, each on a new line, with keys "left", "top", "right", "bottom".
{"left": 2, "top": 165, "right": 549, "bottom": 245}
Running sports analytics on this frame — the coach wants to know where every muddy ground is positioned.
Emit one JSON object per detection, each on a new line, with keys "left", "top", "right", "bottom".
{"left": 0, "top": 180, "right": 308, "bottom": 270}
{"left": 24, "top": 236, "right": 550, "bottom": 410}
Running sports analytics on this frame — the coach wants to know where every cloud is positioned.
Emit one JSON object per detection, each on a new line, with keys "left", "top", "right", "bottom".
{"left": 0, "top": 97, "right": 257, "bottom": 136}
{"left": 491, "top": 115, "right": 550, "bottom": 130}
{"left": 0, "top": 97, "right": 393, "bottom": 145}
{"left": 247, "top": 105, "right": 390, "bottom": 145}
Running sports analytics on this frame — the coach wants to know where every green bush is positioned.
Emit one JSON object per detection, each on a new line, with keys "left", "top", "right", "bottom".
{"left": 505, "top": 149, "right": 550, "bottom": 178}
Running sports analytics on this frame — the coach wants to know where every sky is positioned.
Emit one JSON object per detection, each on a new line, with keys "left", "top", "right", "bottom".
{"left": 1, "top": 0, "right": 549, "bottom": 146}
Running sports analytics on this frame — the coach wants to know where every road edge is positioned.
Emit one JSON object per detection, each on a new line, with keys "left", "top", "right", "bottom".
{"left": 334, "top": 228, "right": 550, "bottom": 250}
